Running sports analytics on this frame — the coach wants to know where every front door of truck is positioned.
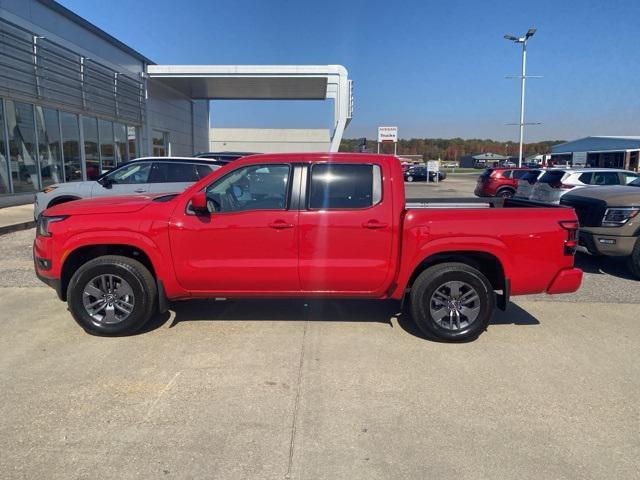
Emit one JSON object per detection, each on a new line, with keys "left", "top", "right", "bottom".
{"left": 298, "top": 162, "right": 394, "bottom": 295}
{"left": 170, "top": 163, "right": 300, "bottom": 293}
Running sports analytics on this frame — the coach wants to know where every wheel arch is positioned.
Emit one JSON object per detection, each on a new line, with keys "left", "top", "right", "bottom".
{"left": 47, "top": 195, "right": 82, "bottom": 209}
{"left": 60, "top": 244, "right": 157, "bottom": 301}
{"left": 400, "top": 250, "right": 508, "bottom": 309}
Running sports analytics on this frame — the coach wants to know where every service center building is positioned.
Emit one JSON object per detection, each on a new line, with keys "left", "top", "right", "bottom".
{"left": 0, "top": 0, "right": 210, "bottom": 200}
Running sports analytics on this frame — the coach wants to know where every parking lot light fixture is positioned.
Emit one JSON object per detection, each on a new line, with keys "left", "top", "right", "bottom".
{"left": 504, "top": 28, "right": 537, "bottom": 168}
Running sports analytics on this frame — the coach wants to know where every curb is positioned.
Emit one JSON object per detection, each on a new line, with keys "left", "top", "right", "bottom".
{"left": 0, "top": 220, "right": 35, "bottom": 236}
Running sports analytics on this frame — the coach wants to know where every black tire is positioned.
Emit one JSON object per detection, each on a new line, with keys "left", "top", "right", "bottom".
{"left": 410, "top": 262, "right": 495, "bottom": 342}
{"left": 627, "top": 238, "right": 640, "bottom": 279}
{"left": 496, "top": 188, "right": 514, "bottom": 198}
{"left": 67, "top": 255, "right": 157, "bottom": 336}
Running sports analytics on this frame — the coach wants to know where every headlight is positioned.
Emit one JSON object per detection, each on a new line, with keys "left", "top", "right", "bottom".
{"left": 36, "top": 215, "right": 68, "bottom": 237}
{"left": 601, "top": 208, "right": 639, "bottom": 227}
{"left": 41, "top": 185, "right": 58, "bottom": 194}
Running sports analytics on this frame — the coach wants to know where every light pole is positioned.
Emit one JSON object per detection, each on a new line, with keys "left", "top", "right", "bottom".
{"left": 504, "top": 28, "right": 536, "bottom": 167}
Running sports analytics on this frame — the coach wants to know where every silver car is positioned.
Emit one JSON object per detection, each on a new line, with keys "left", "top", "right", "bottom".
{"left": 529, "top": 168, "right": 638, "bottom": 204}
{"left": 34, "top": 157, "right": 221, "bottom": 218}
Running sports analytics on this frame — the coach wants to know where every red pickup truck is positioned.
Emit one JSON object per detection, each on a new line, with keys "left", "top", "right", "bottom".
{"left": 34, "top": 153, "right": 582, "bottom": 341}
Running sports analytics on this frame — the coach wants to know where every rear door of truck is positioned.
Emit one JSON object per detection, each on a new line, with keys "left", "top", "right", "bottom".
{"left": 298, "top": 160, "right": 395, "bottom": 294}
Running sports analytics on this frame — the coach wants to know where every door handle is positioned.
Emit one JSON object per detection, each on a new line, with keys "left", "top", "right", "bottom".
{"left": 362, "top": 220, "right": 388, "bottom": 229}
{"left": 134, "top": 188, "right": 147, "bottom": 193}
{"left": 268, "top": 220, "right": 294, "bottom": 229}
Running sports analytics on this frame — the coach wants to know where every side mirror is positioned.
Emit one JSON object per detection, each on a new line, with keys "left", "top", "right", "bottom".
{"left": 98, "top": 177, "right": 112, "bottom": 189}
{"left": 190, "top": 191, "right": 209, "bottom": 214}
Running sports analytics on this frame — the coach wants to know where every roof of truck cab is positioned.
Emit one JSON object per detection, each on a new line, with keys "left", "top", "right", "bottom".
{"left": 235, "top": 152, "right": 398, "bottom": 164}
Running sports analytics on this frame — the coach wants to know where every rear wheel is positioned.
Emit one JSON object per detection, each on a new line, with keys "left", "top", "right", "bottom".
{"left": 67, "top": 255, "right": 157, "bottom": 336}
{"left": 410, "top": 262, "right": 495, "bottom": 341}
{"left": 627, "top": 238, "right": 640, "bottom": 279}
{"left": 496, "top": 188, "right": 514, "bottom": 198}
{"left": 406, "top": 176, "right": 414, "bottom": 182}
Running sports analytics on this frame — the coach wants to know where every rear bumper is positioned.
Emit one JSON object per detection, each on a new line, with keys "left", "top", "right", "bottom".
{"left": 546, "top": 268, "right": 583, "bottom": 294}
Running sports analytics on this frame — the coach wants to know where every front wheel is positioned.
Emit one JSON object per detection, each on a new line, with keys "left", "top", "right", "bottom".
{"left": 406, "top": 176, "right": 414, "bottom": 182}
{"left": 67, "top": 255, "right": 157, "bottom": 336}
{"left": 410, "top": 262, "right": 495, "bottom": 341}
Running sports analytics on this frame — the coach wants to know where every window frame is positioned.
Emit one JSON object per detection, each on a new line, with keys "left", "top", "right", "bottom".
{"left": 200, "top": 163, "right": 293, "bottom": 215}
{"left": 306, "top": 162, "right": 383, "bottom": 211}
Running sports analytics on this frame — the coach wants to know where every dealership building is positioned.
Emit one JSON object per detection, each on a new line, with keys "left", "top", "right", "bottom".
{"left": 0, "top": 0, "right": 352, "bottom": 201}
{"left": 550, "top": 136, "right": 640, "bottom": 171}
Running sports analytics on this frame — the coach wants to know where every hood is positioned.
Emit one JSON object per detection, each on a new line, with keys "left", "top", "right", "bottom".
{"left": 44, "top": 193, "right": 170, "bottom": 216}
{"left": 563, "top": 185, "right": 640, "bottom": 206}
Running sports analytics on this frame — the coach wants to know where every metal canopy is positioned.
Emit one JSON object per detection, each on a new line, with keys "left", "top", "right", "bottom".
{"left": 147, "top": 65, "right": 352, "bottom": 151}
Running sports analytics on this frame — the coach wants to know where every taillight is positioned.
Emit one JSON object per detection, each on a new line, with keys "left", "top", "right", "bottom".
{"left": 559, "top": 220, "right": 579, "bottom": 255}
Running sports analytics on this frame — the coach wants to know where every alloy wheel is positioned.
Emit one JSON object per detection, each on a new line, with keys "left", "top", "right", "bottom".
{"left": 82, "top": 274, "right": 135, "bottom": 324}
{"left": 429, "top": 280, "right": 481, "bottom": 331}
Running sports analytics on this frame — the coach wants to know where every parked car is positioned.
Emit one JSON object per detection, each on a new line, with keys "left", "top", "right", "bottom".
{"left": 560, "top": 177, "right": 640, "bottom": 278}
{"left": 474, "top": 167, "right": 537, "bottom": 198}
{"left": 404, "top": 165, "right": 446, "bottom": 182}
{"left": 514, "top": 169, "right": 544, "bottom": 199}
{"left": 34, "top": 157, "right": 221, "bottom": 218}
{"left": 529, "top": 168, "right": 638, "bottom": 204}
{"left": 34, "top": 153, "right": 582, "bottom": 342}
{"left": 193, "top": 151, "right": 255, "bottom": 165}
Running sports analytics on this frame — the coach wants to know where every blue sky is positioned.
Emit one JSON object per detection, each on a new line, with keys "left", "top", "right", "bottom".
{"left": 60, "top": 0, "right": 640, "bottom": 142}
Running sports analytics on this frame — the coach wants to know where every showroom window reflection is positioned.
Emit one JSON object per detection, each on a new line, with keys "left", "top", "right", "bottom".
{"left": 0, "top": 96, "right": 140, "bottom": 193}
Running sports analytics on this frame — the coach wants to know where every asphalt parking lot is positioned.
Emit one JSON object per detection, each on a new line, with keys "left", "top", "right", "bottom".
{"left": 0, "top": 174, "right": 638, "bottom": 479}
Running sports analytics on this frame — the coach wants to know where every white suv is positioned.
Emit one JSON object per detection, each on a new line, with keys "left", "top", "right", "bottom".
{"left": 529, "top": 168, "right": 638, "bottom": 204}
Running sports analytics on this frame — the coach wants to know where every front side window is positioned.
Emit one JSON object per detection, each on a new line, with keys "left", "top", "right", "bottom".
{"left": 309, "top": 163, "right": 382, "bottom": 209}
{"left": 107, "top": 162, "right": 152, "bottom": 185}
{"left": 205, "top": 164, "right": 290, "bottom": 213}
{"left": 592, "top": 172, "right": 619, "bottom": 185}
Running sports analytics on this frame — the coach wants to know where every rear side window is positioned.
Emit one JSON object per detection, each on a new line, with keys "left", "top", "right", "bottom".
{"left": 511, "top": 170, "right": 531, "bottom": 179}
{"left": 539, "top": 171, "right": 566, "bottom": 184}
{"left": 621, "top": 172, "right": 638, "bottom": 185}
{"left": 309, "top": 164, "right": 382, "bottom": 209}
{"left": 152, "top": 162, "right": 200, "bottom": 183}
{"left": 591, "top": 171, "right": 619, "bottom": 185}
{"left": 578, "top": 172, "right": 593, "bottom": 184}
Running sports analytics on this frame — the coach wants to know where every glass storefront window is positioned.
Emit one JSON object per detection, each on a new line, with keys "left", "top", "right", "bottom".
{"left": 114, "top": 122, "right": 127, "bottom": 164}
{"left": 35, "top": 106, "right": 64, "bottom": 186}
{"left": 5, "top": 100, "right": 39, "bottom": 192}
{"left": 152, "top": 129, "right": 168, "bottom": 156}
{"left": 82, "top": 116, "right": 99, "bottom": 180}
{"left": 98, "top": 119, "right": 115, "bottom": 172}
{"left": 60, "top": 112, "right": 81, "bottom": 182}
{"left": 0, "top": 102, "right": 9, "bottom": 194}
{"left": 127, "top": 126, "right": 137, "bottom": 159}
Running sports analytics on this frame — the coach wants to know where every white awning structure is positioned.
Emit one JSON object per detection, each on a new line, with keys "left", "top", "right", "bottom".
{"left": 146, "top": 65, "right": 352, "bottom": 152}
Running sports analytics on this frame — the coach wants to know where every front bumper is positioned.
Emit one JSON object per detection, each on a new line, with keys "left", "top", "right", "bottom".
{"left": 578, "top": 231, "right": 637, "bottom": 257}
{"left": 33, "top": 244, "right": 64, "bottom": 300}
{"left": 546, "top": 268, "right": 583, "bottom": 294}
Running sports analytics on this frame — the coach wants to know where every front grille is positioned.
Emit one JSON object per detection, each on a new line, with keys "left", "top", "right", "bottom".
{"left": 560, "top": 195, "right": 607, "bottom": 227}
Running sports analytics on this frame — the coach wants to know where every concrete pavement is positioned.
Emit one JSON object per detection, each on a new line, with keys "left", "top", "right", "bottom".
{"left": 0, "top": 287, "right": 638, "bottom": 479}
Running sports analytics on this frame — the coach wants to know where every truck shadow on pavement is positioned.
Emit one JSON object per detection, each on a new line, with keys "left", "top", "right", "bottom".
{"left": 142, "top": 298, "right": 540, "bottom": 341}
{"left": 574, "top": 252, "right": 635, "bottom": 280}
